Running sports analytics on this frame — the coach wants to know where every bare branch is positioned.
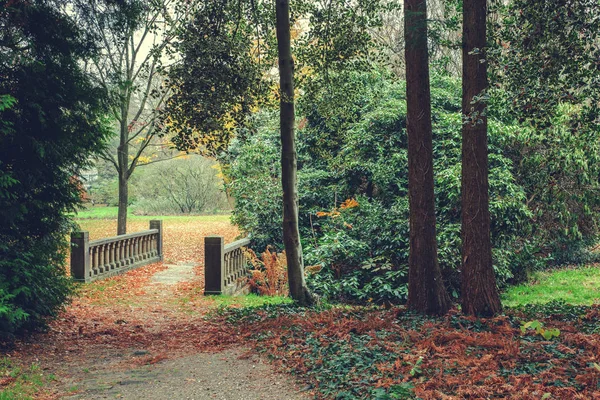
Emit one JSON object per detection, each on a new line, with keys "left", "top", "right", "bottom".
{"left": 130, "top": 59, "right": 158, "bottom": 124}
{"left": 135, "top": 153, "right": 185, "bottom": 167}
{"left": 127, "top": 129, "right": 155, "bottom": 178}
{"left": 97, "top": 149, "right": 119, "bottom": 171}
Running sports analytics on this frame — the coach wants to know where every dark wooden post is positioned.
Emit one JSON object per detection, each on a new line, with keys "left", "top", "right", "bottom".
{"left": 71, "top": 231, "right": 90, "bottom": 283}
{"left": 204, "top": 235, "right": 224, "bottom": 295}
{"left": 150, "top": 220, "right": 163, "bottom": 261}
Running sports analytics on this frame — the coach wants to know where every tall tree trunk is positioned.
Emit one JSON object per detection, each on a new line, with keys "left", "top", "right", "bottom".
{"left": 117, "top": 118, "right": 129, "bottom": 235}
{"left": 404, "top": 0, "right": 450, "bottom": 315}
{"left": 117, "top": 171, "right": 128, "bottom": 235}
{"left": 460, "top": 0, "right": 502, "bottom": 316}
{"left": 275, "top": 0, "right": 313, "bottom": 306}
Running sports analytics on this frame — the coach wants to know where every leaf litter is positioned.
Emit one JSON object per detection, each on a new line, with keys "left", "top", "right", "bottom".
{"left": 4, "top": 218, "right": 600, "bottom": 399}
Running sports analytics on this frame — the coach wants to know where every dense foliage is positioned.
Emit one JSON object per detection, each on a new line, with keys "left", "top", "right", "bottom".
{"left": 489, "top": 0, "right": 600, "bottom": 264}
{"left": 0, "top": 0, "right": 108, "bottom": 337}
{"left": 228, "top": 68, "right": 599, "bottom": 304}
{"left": 165, "top": 0, "right": 269, "bottom": 155}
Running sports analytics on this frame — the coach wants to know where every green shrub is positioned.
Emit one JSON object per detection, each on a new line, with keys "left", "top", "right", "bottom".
{"left": 226, "top": 70, "right": 598, "bottom": 304}
{"left": 89, "top": 177, "right": 121, "bottom": 207}
{"left": 0, "top": 1, "right": 108, "bottom": 337}
{"left": 132, "top": 156, "right": 228, "bottom": 215}
{"left": 225, "top": 114, "right": 284, "bottom": 251}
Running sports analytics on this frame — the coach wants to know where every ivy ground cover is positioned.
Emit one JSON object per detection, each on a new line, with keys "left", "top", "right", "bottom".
{"left": 213, "top": 301, "right": 600, "bottom": 399}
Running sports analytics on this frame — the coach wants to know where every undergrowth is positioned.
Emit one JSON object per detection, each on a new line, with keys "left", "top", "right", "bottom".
{"left": 210, "top": 303, "right": 600, "bottom": 399}
{"left": 0, "top": 358, "right": 54, "bottom": 400}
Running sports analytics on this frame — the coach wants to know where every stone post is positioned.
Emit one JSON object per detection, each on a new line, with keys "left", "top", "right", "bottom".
{"left": 150, "top": 220, "right": 163, "bottom": 261}
{"left": 204, "top": 236, "right": 225, "bottom": 295}
{"left": 71, "top": 231, "right": 90, "bottom": 283}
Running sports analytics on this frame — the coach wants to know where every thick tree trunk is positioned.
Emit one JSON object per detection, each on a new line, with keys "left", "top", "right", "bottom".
{"left": 404, "top": 0, "right": 450, "bottom": 315}
{"left": 460, "top": 0, "right": 502, "bottom": 316}
{"left": 275, "top": 0, "right": 313, "bottom": 306}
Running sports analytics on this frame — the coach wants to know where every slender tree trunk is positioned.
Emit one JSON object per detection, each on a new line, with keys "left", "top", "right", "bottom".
{"left": 275, "top": 0, "right": 313, "bottom": 306}
{"left": 117, "top": 171, "right": 128, "bottom": 235}
{"left": 404, "top": 0, "right": 450, "bottom": 315}
{"left": 117, "top": 118, "right": 129, "bottom": 235}
{"left": 460, "top": 0, "right": 502, "bottom": 316}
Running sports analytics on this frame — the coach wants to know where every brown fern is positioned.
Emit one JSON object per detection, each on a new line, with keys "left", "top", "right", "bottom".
{"left": 246, "top": 247, "right": 289, "bottom": 296}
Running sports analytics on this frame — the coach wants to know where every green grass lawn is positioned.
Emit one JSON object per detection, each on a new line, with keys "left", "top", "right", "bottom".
{"left": 207, "top": 294, "right": 292, "bottom": 308}
{"left": 73, "top": 205, "right": 231, "bottom": 222}
{"left": 502, "top": 265, "right": 600, "bottom": 307}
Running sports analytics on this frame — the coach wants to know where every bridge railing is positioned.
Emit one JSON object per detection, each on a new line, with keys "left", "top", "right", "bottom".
{"left": 204, "top": 235, "right": 251, "bottom": 295}
{"left": 70, "top": 220, "right": 163, "bottom": 283}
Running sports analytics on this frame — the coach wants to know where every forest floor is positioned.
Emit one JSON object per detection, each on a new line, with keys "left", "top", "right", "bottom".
{"left": 3, "top": 214, "right": 600, "bottom": 399}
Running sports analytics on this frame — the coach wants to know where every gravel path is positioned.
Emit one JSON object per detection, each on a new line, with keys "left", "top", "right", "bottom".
{"left": 65, "top": 349, "right": 310, "bottom": 400}
{"left": 151, "top": 263, "right": 196, "bottom": 285}
{"left": 57, "top": 265, "right": 311, "bottom": 400}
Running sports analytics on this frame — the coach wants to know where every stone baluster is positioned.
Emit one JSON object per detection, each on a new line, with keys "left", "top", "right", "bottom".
{"left": 231, "top": 250, "right": 236, "bottom": 281}
{"left": 105, "top": 243, "right": 111, "bottom": 272}
{"left": 122, "top": 240, "right": 128, "bottom": 266}
{"left": 142, "top": 235, "right": 148, "bottom": 259}
{"left": 140, "top": 235, "right": 144, "bottom": 260}
{"left": 111, "top": 241, "right": 117, "bottom": 269}
{"left": 117, "top": 240, "right": 125, "bottom": 268}
{"left": 137, "top": 236, "right": 142, "bottom": 261}
{"left": 231, "top": 252, "right": 236, "bottom": 282}
{"left": 108, "top": 242, "right": 115, "bottom": 270}
{"left": 139, "top": 236, "right": 144, "bottom": 260}
{"left": 96, "top": 244, "right": 103, "bottom": 273}
{"left": 125, "top": 239, "right": 131, "bottom": 265}
{"left": 100, "top": 244, "right": 106, "bottom": 273}
{"left": 124, "top": 240, "right": 128, "bottom": 266}
{"left": 227, "top": 253, "right": 232, "bottom": 284}
{"left": 114, "top": 241, "right": 120, "bottom": 269}
{"left": 91, "top": 246, "right": 98, "bottom": 276}
{"left": 106, "top": 243, "right": 110, "bottom": 270}
{"left": 241, "top": 249, "right": 246, "bottom": 278}
{"left": 133, "top": 237, "right": 139, "bottom": 262}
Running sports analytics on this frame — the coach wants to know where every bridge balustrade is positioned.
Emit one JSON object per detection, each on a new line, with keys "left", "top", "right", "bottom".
{"left": 70, "top": 220, "right": 163, "bottom": 282}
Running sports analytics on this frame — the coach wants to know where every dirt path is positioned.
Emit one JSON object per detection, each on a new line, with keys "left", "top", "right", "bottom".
{"left": 10, "top": 262, "right": 310, "bottom": 400}
{"left": 64, "top": 349, "right": 308, "bottom": 400}
{"left": 151, "top": 263, "right": 195, "bottom": 285}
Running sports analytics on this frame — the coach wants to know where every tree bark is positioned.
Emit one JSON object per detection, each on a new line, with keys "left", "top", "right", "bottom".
{"left": 117, "top": 171, "right": 128, "bottom": 235}
{"left": 460, "top": 0, "right": 502, "bottom": 316}
{"left": 275, "top": 0, "right": 313, "bottom": 306}
{"left": 117, "top": 117, "right": 129, "bottom": 235}
{"left": 404, "top": 0, "right": 450, "bottom": 315}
